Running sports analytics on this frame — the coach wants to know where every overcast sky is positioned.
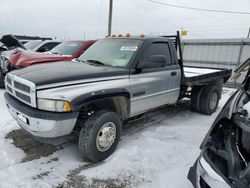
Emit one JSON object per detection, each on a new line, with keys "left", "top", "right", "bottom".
{"left": 0, "top": 0, "right": 250, "bottom": 40}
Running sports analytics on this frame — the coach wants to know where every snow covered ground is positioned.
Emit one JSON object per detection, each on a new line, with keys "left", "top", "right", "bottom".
{"left": 0, "top": 88, "right": 235, "bottom": 188}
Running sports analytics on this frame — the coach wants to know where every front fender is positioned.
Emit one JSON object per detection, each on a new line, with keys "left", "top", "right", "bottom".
{"left": 70, "top": 88, "right": 130, "bottom": 111}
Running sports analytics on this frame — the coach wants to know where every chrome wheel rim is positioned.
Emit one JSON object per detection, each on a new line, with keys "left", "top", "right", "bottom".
{"left": 210, "top": 92, "right": 218, "bottom": 110}
{"left": 96, "top": 122, "right": 116, "bottom": 152}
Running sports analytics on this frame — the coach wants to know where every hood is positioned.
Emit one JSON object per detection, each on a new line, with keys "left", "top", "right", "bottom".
{"left": 0, "top": 35, "right": 25, "bottom": 49}
{"left": 10, "top": 51, "right": 70, "bottom": 67}
{"left": 11, "top": 61, "right": 129, "bottom": 86}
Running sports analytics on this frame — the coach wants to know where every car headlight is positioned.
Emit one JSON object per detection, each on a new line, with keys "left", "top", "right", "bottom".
{"left": 37, "top": 99, "right": 72, "bottom": 112}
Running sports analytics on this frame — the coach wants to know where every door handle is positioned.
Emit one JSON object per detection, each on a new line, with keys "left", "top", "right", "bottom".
{"left": 171, "top": 71, "right": 177, "bottom": 76}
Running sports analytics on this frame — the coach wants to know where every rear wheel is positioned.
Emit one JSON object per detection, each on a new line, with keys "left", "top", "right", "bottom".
{"left": 78, "top": 110, "right": 122, "bottom": 162}
{"left": 200, "top": 86, "right": 220, "bottom": 115}
{"left": 191, "top": 86, "right": 205, "bottom": 112}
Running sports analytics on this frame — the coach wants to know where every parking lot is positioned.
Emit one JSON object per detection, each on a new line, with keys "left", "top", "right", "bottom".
{"left": 0, "top": 88, "right": 235, "bottom": 188}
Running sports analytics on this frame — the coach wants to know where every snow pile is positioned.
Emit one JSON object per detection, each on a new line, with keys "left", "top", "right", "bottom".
{"left": 243, "top": 101, "right": 250, "bottom": 118}
{"left": 0, "top": 88, "right": 235, "bottom": 188}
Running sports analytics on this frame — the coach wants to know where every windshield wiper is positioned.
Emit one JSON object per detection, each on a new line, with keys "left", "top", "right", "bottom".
{"left": 86, "top": 59, "right": 105, "bottom": 66}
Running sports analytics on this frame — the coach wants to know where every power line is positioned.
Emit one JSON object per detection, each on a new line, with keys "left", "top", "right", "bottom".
{"left": 175, "top": 0, "right": 228, "bottom": 24}
{"left": 132, "top": 0, "right": 179, "bottom": 27}
{"left": 147, "top": 0, "right": 250, "bottom": 15}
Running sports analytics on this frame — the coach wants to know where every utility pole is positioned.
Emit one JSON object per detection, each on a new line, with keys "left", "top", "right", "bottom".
{"left": 108, "top": 0, "right": 113, "bottom": 37}
{"left": 247, "top": 27, "right": 250, "bottom": 38}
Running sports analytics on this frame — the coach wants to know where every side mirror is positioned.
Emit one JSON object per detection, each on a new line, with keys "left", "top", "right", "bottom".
{"left": 137, "top": 55, "right": 167, "bottom": 69}
{"left": 38, "top": 47, "right": 49, "bottom": 52}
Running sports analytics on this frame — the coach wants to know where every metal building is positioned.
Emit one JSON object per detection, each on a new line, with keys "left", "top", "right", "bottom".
{"left": 182, "top": 38, "right": 250, "bottom": 87}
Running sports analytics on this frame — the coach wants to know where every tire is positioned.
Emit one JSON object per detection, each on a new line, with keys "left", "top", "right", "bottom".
{"left": 200, "top": 86, "right": 220, "bottom": 115}
{"left": 191, "top": 86, "right": 205, "bottom": 112}
{"left": 78, "top": 110, "right": 122, "bottom": 162}
{"left": 0, "top": 67, "right": 5, "bottom": 88}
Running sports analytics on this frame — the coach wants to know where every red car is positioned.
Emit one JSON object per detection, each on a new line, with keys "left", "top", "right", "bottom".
{"left": 0, "top": 40, "right": 96, "bottom": 87}
{"left": 10, "top": 40, "right": 96, "bottom": 68}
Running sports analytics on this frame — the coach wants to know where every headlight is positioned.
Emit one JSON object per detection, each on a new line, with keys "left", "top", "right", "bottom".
{"left": 37, "top": 99, "right": 72, "bottom": 112}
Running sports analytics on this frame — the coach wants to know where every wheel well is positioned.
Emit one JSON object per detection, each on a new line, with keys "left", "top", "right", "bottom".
{"left": 89, "top": 96, "right": 130, "bottom": 120}
{"left": 75, "top": 96, "right": 130, "bottom": 130}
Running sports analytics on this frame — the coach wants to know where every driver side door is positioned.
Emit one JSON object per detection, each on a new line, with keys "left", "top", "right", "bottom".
{"left": 129, "top": 41, "right": 181, "bottom": 116}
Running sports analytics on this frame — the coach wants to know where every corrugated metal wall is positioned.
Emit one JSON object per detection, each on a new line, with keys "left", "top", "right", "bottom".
{"left": 182, "top": 38, "right": 250, "bottom": 87}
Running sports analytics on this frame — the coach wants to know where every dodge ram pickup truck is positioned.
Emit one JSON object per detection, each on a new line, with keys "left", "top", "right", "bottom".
{"left": 4, "top": 32, "right": 232, "bottom": 162}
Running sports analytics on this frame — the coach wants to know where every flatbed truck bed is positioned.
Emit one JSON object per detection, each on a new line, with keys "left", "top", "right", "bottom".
{"left": 183, "top": 66, "right": 232, "bottom": 86}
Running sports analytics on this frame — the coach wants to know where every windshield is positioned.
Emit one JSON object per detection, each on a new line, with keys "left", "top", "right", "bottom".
{"left": 24, "top": 40, "right": 42, "bottom": 50}
{"left": 78, "top": 39, "right": 142, "bottom": 67}
{"left": 50, "top": 41, "right": 83, "bottom": 55}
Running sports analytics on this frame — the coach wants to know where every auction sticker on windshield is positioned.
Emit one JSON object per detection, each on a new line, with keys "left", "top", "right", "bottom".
{"left": 120, "top": 46, "right": 138, "bottom": 51}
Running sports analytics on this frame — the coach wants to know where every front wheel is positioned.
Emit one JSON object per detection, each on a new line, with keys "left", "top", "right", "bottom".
{"left": 78, "top": 110, "right": 122, "bottom": 162}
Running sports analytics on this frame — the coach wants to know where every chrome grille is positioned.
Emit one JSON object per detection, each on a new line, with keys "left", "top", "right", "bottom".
{"left": 6, "top": 77, "right": 12, "bottom": 85}
{"left": 14, "top": 81, "right": 31, "bottom": 93}
{"left": 6, "top": 85, "right": 13, "bottom": 93}
{"left": 15, "top": 91, "right": 31, "bottom": 103}
{"left": 5, "top": 73, "right": 36, "bottom": 107}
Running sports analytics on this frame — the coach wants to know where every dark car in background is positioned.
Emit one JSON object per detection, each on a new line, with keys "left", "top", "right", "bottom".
{"left": 0, "top": 40, "right": 96, "bottom": 87}
{"left": 0, "top": 35, "right": 25, "bottom": 52}
{"left": 188, "top": 58, "right": 250, "bottom": 188}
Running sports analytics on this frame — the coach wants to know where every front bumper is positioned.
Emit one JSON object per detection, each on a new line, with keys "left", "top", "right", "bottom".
{"left": 4, "top": 93, "right": 79, "bottom": 138}
{"left": 188, "top": 152, "right": 231, "bottom": 188}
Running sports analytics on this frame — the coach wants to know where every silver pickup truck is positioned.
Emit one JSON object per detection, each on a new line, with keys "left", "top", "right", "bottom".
{"left": 4, "top": 32, "right": 232, "bottom": 162}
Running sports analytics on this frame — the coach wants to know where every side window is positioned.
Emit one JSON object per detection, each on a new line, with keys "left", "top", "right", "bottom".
{"left": 37, "top": 42, "right": 60, "bottom": 52}
{"left": 142, "top": 42, "right": 172, "bottom": 66}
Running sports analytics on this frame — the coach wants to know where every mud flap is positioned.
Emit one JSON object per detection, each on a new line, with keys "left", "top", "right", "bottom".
{"left": 188, "top": 159, "right": 199, "bottom": 188}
